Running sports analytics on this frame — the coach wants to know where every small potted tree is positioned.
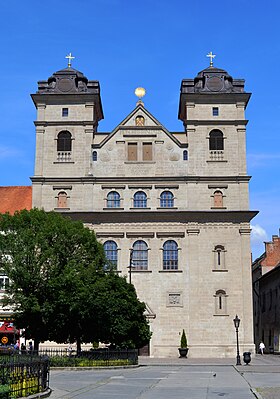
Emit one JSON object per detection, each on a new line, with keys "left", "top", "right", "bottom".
{"left": 178, "top": 329, "right": 189, "bottom": 358}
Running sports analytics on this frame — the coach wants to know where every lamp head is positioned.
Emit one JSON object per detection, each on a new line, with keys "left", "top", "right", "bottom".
{"left": 233, "top": 315, "right": 240, "bottom": 329}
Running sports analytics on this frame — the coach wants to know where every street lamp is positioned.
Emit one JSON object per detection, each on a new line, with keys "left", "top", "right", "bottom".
{"left": 233, "top": 314, "right": 241, "bottom": 366}
{"left": 128, "top": 249, "right": 134, "bottom": 284}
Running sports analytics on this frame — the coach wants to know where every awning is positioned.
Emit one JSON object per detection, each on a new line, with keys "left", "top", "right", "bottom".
{"left": 0, "top": 321, "right": 18, "bottom": 334}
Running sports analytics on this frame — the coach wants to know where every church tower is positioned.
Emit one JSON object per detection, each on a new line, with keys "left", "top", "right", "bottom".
{"left": 31, "top": 55, "right": 103, "bottom": 209}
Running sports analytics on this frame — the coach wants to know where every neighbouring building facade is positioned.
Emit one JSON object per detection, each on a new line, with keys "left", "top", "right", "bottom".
{"left": 31, "top": 59, "right": 257, "bottom": 357}
{"left": 252, "top": 234, "right": 280, "bottom": 353}
{"left": 0, "top": 186, "right": 32, "bottom": 345}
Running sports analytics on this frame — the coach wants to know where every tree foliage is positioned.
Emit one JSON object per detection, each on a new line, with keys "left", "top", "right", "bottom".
{"left": 0, "top": 209, "right": 150, "bottom": 349}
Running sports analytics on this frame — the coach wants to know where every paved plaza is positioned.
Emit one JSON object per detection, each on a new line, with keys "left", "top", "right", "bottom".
{"left": 49, "top": 355, "right": 280, "bottom": 399}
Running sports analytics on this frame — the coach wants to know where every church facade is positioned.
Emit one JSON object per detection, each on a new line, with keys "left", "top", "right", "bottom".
{"left": 31, "top": 60, "right": 257, "bottom": 357}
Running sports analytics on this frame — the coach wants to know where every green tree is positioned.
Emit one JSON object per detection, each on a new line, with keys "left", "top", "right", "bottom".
{"left": 84, "top": 274, "right": 151, "bottom": 348}
{"left": 0, "top": 208, "right": 151, "bottom": 350}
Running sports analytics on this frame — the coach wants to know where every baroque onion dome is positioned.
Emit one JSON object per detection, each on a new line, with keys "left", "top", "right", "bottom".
{"left": 36, "top": 67, "right": 100, "bottom": 94}
{"left": 181, "top": 65, "right": 246, "bottom": 95}
{"left": 193, "top": 66, "right": 245, "bottom": 93}
{"left": 32, "top": 63, "right": 104, "bottom": 127}
{"left": 178, "top": 64, "right": 250, "bottom": 122}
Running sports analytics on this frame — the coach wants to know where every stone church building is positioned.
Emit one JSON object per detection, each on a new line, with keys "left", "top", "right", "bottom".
{"left": 31, "top": 60, "right": 257, "bottom": 357}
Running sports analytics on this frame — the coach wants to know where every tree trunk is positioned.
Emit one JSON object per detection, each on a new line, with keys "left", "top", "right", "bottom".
{"left": 34, "top": 338, "right": 40, "bottom": 354}
{"left": 76, "top": 337, "right": 81, "bottom": 354}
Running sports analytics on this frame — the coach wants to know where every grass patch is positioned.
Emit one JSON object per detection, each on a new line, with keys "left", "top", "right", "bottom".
{"left": 50, "top": 356, "right": 133, "bottom": 367}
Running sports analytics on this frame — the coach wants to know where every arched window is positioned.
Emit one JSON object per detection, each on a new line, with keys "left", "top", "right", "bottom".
{"left": 160, "top": 191, "right": 174, "bottom": 208}
{"left": 214, "top": 245, "right": 226, "bottom": 269}
{"left": 57, "top": 131, "right": 72, "bottom": 152}
{"left": 103, "top": 240, "right": 118, "bottom": 269}
{"left": 107, "top": 191, "right": 120, "bottom": 208}
{"left": 209, "top": 130, "right": 224, "bottom": 151}
{"left": 213, "top": 190, "right": 223, "bottom": 208}
{"left": 183, "top": 150, "right": 188, "bottom": 160}
{"left": 92, "top": 151, "right": 97, "bottom": 161}
{"left": 132, "top": 240, "right": 148, "bottom": 270}
{"left": 57, "top": 191, "right": 68, "bottom": 208}
{"left": 133, "top": 191, "right": 147, "bottom": 208}
{"left": 163, "top": 240, "right": 178, "bottom": 270}
{"left": 214, "top": 290, "right": 227, "bottom": 315}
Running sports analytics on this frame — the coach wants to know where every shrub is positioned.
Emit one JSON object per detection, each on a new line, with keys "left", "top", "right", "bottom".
{"left": 180, "top": 329, "right": 187, "bottom": 348}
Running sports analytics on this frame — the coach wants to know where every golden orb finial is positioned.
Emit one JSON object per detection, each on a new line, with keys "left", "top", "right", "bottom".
{"left": 135, "top": 87, "right": 146, "bottom": 99}
{"left": 134, "top": 87, "right": 146, "bottom": 106}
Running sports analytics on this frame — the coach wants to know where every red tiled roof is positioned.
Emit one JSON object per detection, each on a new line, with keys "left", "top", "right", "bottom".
{"left": 0, "top": 186, "right": 32, "bottom": 215}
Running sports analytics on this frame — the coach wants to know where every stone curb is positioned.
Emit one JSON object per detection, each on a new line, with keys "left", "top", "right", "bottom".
{"left": 18, "top": 388, "right": 52, "bottom": 399}
{"left": 50, "top": 364, "right": 139, "bottom": 371}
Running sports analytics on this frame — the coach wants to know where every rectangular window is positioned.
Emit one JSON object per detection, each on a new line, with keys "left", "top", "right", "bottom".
{"left": 62, "top": 108, "right": 69, "bottom": 117}
{"left": 142, "top": 143, "right": 152, "bottom": 161}
{"left": 128, "top": 143, "right": 137, "bottom": 161}
{"left": 212, "top": 107, "right": 219, "bottom": 116}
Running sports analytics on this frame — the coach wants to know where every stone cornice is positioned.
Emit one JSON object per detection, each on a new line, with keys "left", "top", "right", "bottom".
{"left": 185, "top": 120, "right": 248, "bottom": 126}
{"left": 34, "top": 121, "right": 95, "bottom": 127}
{"left": 60, "top": 210, "right": 258, "bottom": 224}
{"left": 31, "top": 175, "right": 251, "bottom": 184}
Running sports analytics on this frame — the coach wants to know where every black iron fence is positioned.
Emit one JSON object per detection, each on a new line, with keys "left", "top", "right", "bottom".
{"left": 0, "top": 355, "right": 49, "bottom": 399}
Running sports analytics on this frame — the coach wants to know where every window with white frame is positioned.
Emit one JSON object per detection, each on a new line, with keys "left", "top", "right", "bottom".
{"left": 133, "top": 191, "right": 147, "bottom": 208}
{"left": 160, "top": 191, "right": 174, "bottom": 208}
{"left": 163, "top": 240, "right": 178, "bottom": 270}
{"left": 132, "top": 240, "right": 148, "bottom": 270}
{"left": 106, "top": 191, "right": 121, "bottom": 208}
{"left": 103, "top": 240, "right": 118, "bottom": 269}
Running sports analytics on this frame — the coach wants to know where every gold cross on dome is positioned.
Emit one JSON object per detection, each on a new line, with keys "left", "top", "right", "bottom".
{"left": 65, "top": 52, "right": 75, "bottom": 68}
{"left": 207, "top": 51, "right": 216, "bottom": 67}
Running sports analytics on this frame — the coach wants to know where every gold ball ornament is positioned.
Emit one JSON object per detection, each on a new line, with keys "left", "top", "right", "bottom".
{"left": 134, "top": 87, "right": 146, "bottom": 99}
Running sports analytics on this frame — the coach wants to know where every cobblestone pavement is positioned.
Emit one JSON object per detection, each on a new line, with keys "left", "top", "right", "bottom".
{"left": 49, "top": 355, "right": 280, "bottom": 399}
{"left": 255, "top": 387, "right": 280, "bottom": 399}
{"left": 140, "top": 355, "right": 280, "bottom": 399}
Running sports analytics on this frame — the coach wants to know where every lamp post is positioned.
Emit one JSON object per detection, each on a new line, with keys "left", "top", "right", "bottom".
{"left": 128, "top": 249, "right": 134, "bottom": 284}
{"left": 233, "top": 314, "right": 241, "bottom": 365}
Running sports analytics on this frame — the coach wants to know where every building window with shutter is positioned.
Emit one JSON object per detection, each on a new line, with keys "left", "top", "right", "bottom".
{"left": 57, "top": 191, "right": 68, "bottom": 208}
{"left": 213, "top": 190, "right": 224, "bottom": 208}
{"left": 142, "top": 143, "right": 152, "bottom": 161}
{"left": 128, "top": 143, "right": 138, "bottom": 161}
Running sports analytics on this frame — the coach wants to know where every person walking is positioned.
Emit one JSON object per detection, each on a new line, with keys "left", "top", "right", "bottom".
{"left": 259, "top": 341, "right": 265, "bottom": 355}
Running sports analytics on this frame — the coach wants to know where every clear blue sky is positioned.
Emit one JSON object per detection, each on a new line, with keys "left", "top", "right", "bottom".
{"left": 0, "top": 0, "right": 279, "bottom": 260}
